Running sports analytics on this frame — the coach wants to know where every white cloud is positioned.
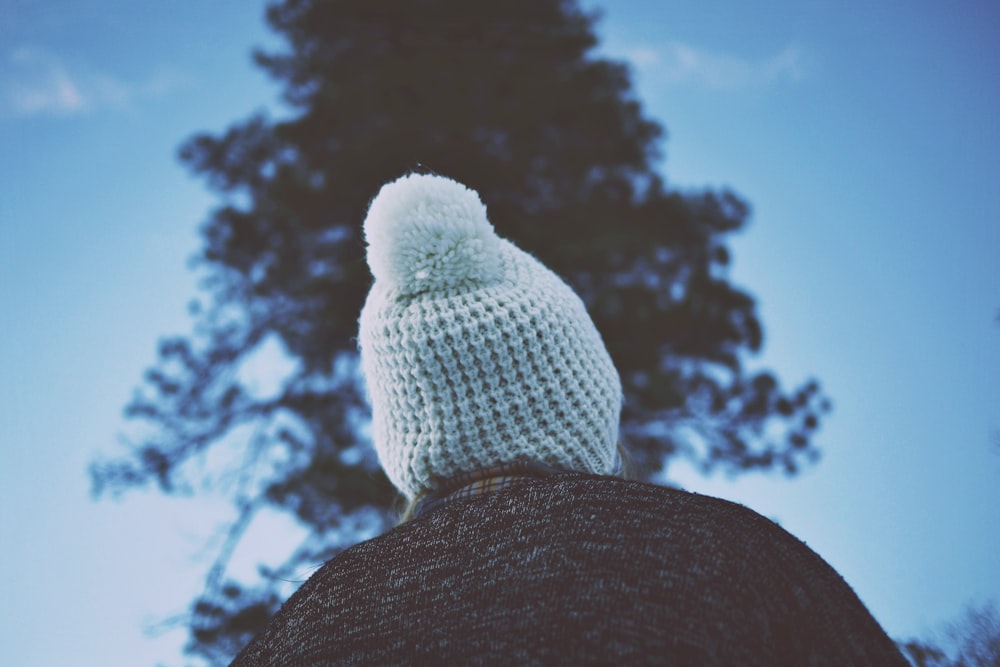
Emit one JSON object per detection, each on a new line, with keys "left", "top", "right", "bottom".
{"left": 625, "top": 46, "right": 661, "bottom": 68}
{"left": 623, "top": 41, "right": 807, "bottom": 91}
{"left": 2, "top": 47, "right": 187, "bottom": 117}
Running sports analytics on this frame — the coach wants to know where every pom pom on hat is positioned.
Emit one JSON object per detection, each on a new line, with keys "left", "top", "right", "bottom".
{"left": 364, "top": 173, "right": 503, "bottom": 295}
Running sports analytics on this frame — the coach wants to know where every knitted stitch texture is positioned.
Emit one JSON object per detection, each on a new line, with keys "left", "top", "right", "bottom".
{"left": 359, "top": 175, "right": 622, "bottom": 499}
{"left": 230, "top": 476, "right": 908, "bottom": 666}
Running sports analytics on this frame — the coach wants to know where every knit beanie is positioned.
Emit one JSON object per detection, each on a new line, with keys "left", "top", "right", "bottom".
{"left": 358, "top": 174, "right": 622, "bottom": 500}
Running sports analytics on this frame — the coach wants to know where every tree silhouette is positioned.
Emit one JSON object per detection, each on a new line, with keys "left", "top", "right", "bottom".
{"left": 90, "top": 1, "right": 829, "bottom": 663}
{"left": 899, "top": 600, "right": 1000, "bottom": 667}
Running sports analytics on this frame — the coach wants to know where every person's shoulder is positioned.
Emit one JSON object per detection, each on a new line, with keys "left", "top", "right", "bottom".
{"left": 521, "top": 474, "right": 816, "bottom": 555}
{"left": 531, "top": 473, "right": 772, "bottom": 524}
{"left": 355, "top": 473, "right": 809, "bottom": 573}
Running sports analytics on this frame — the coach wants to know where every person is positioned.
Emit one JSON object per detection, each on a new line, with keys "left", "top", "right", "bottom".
{"left": 231, "top": 174, "right": 906, "bottom": 666}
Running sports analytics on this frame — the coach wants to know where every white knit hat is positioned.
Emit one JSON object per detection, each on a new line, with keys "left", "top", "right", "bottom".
{"left": 358, "top": 174, "right": 622, "bottom": 500}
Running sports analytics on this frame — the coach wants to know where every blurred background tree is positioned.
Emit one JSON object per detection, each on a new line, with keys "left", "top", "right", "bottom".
{"left": 899, "top": 599, "right": 1000, "bottom": 667}
{"left": 90, "top": 0, "right": 829, "bottom": 663}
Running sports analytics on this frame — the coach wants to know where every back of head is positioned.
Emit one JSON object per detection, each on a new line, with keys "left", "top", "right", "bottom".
{"left": 234, "top": 174, "right": 907, "bottom": 667}
{"left": 358, "top": 173, "right": 622, "bottom": 500}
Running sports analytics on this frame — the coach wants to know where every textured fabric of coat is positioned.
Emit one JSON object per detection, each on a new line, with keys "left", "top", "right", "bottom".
{"left": 231, "top": 475, "right": 906, "bottom": 666}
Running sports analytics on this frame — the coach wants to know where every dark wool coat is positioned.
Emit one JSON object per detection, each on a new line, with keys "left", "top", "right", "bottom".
{"left": 231, "top": 475, "right": 906, "bottom": 666}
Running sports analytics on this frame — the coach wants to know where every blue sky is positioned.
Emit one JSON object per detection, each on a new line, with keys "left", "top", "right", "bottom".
{"left": 1, "top": 1, "right": 998, "bottom": 665}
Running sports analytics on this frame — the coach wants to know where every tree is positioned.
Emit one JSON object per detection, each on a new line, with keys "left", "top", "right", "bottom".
{"left": 899, "top": 600, "right": 1000, "bottom": 667}
{"left": 90, "top": 1, "right": 830, "bottom": 663}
